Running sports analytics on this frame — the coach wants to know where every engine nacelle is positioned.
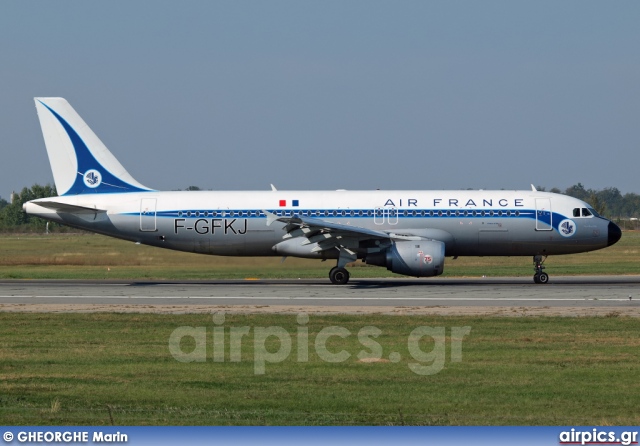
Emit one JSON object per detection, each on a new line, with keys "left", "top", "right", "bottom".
{"left": 366, "top": 240, "right": 445, "bottom": 277}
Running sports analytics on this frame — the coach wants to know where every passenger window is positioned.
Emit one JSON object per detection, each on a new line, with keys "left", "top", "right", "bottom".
{"left": 573, "top": 208, "right": 580, "bottom": 217}
{"left": 582, "top": 208, "right": 592, "bottom": 217}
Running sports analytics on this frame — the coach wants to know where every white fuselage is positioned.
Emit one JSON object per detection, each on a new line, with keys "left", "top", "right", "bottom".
{"left": 25, "top": 189, "right": 615, "bottom": 259}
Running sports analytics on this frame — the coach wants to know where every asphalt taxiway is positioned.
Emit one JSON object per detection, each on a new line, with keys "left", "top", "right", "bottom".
{"left": 0, "top": 276, "right": 639, "bottom": 316}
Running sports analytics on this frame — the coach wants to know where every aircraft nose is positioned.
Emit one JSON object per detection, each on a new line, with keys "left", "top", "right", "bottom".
{"left": 607, "top": 221, "right": 622, "bottom": 246}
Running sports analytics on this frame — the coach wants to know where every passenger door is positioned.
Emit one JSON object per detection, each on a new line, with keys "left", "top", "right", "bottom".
{"left": 535, "top": 198, "right": 552, "bottom": 231}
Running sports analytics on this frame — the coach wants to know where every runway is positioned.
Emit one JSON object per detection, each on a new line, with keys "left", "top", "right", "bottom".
{"left": 1, "top": 276, "right": 639, "bottom": 316}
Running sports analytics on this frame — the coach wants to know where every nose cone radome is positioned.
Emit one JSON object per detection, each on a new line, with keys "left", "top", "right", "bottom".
{"left": 607, "top": 221, "right": 622, "bottom": 246}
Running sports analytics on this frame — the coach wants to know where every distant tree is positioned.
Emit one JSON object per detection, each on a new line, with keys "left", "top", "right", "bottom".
{"left": 186, "top": 186, "right": 201, "bottom": 191}
{"left": 588, "top": 193, "right": 608, "bottom": 217}
{"left": 549, "top": 187, "right": 562, "bottom": 194}
{"left": 564, "top": 183, "right": 589, "bottom": 201}
{"left": 0, "top": 184, "right": 58, "bottom": 231}
{"left": 0, "top": 201, "right": 26, "bottom": 226}
{"left": 15, "top": 184, "right": 57, "bottom": 204}
{"left": 0, "top": 197, "right": 7, "bottom": 210}
{"left": 535, "top": 186, "right": 546, "bottom": 192}
{"left": 595, "top": 187, "right": 622, "bottom": 217}
{"left": 621, "top": 193, "right": 640, "bottom": 218}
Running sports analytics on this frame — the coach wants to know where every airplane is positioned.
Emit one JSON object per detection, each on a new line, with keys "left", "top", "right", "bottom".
{"left": 24, "top": 97, "right": 622, "bottom": 285}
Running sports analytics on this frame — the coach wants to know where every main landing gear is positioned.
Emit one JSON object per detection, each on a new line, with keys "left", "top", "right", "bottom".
{"left": 329, "top": 247, "right": 357, "bottom": 285}
{"left": 533, "top": 255, "right": 549, "bottom": 284}
{"left": 329, "top": 266, "right": 350, "bottom": 285}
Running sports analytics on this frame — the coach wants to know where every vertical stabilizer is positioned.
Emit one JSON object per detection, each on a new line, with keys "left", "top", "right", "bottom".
{"left": 34, "top": 97, "right": 152, "bottom": 195}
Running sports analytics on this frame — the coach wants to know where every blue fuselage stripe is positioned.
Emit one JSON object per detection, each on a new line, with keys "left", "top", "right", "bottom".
{"left": 124, "top": 208, "right": 568, "bottom": 232}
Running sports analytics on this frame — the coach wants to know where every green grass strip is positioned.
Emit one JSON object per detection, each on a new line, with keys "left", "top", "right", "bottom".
{"left": 1, "top": 232, "right": 640, "bottom": 279}
{"left": 1, "top": 313, "right": 638, "bottom": 425}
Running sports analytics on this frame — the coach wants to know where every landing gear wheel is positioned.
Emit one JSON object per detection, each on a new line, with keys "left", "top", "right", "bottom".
{"left": 533, "top": 272, "right": 549, "bottom": 284}
{"left": 533, "top": 255, "right": 549, "bottom": 285}
{"left": 329, "top": 267, "right": 350, "bottom": 285}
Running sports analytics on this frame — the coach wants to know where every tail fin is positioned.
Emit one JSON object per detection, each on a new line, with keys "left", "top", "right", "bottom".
{"left": 34, "top": 97, "right": 152, "bottom": 196}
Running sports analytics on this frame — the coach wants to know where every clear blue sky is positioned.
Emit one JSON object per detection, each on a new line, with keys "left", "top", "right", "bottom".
{"left": 1, "top": 1, "right": 639, "bottom": 199}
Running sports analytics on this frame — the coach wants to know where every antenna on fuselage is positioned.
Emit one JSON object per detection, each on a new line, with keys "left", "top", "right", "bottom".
{"left": 531, "top": 184, "right": 537, "bottom": 192}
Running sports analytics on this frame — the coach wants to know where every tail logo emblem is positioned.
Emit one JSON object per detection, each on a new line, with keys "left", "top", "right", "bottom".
{"left": 83, "top": 169, "right": 102, "bottom": 188}
{"left": 558, "top": 219, "right": 576, "bottom": 237}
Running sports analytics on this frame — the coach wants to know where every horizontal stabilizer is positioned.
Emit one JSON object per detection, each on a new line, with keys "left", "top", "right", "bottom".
{"left": 31, "top": 200, "right": 107, "bottom": 215}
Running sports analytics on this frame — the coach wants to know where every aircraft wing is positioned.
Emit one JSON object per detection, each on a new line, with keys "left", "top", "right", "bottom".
{"left": 264, "top": 210, "right": 422, "bottom": 256}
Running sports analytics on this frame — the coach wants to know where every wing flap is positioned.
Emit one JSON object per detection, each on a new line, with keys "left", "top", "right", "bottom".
{"left": 264, "top": 210, "right": 391, "bottom": 239}
{"left": 264, "top": 210, "right": 397, "bottom": 257}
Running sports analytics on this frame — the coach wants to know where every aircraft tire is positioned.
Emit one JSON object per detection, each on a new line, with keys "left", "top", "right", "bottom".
{"left": 537, "top": 272, "right": 549, "bottom": 284}
{"left": 533, "top": 274, "right": 540, "bottom": 284}
{"left": 330, "top": 267, "right": 350, "bottom": 285}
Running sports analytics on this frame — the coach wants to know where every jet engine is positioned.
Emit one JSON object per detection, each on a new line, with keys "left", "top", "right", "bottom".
{"left": 365, "top": 240, "right": 445, "bottom": 277}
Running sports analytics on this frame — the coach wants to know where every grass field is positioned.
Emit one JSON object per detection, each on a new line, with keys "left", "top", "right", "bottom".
{"left": 1, "top": 313, "right": 639, "bottom": 425}
{"left": 0, "top": 231, "right": 639, "bottom": 280}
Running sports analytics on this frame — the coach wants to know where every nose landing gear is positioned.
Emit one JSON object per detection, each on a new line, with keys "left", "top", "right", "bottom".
{"left": 533, "top": 255, "right": 549, "bottom": 284}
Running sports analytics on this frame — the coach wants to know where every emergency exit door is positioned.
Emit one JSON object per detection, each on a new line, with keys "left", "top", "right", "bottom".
{"left": 140, "top": 198, "right": 157, "bottom": 232}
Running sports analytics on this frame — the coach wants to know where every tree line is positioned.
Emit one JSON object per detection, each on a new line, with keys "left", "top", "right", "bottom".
{"left": 537, "top": 183, "right": 640, "bottom": 220}
{"left": 0, "top": 184, "right": 61, "bottom": 232}
{"left": 1, "top": 183, "right": 639, "bottom": 233}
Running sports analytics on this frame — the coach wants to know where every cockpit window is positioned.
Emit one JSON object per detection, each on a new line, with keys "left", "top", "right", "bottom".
{"left": 573, "top": 207, "right": 600, "bottom": 218}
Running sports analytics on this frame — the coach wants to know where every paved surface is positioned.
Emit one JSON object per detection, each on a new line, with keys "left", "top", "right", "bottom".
{"left": 0, "top": 277, "right": 639, "bottom": 316}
